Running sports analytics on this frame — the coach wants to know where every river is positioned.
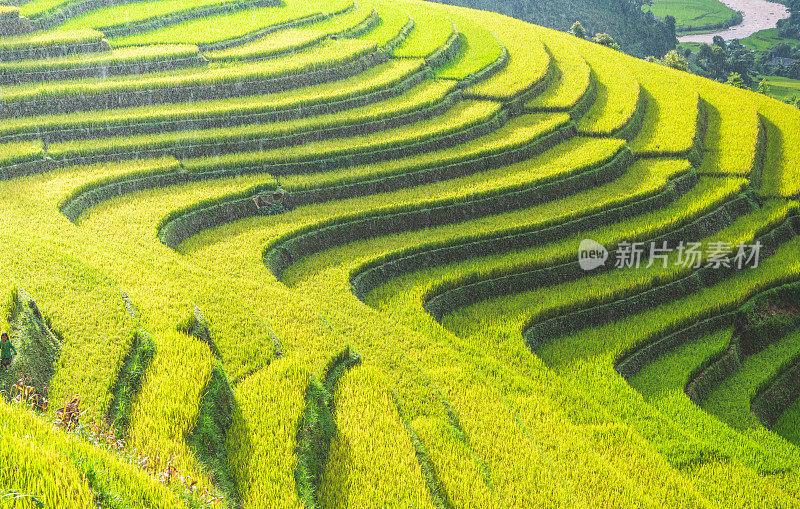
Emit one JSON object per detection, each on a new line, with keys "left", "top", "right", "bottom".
{"left": 678, "top": 0, "right": 790, "bottom": 43}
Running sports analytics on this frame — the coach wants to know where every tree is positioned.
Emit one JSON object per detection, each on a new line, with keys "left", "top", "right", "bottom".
{"left": 661, "top": 49, "right": 690, "bottom": 71}
{"left": 725, "top": 72, "right": 746, "bottom": 88}
{"left": 569, "top": 21, "right": 587, "bottom": 39}
{"left": 664, "top": 15, "right": 677, "bottom": 39}
{"left": 593, "top": 33, "right": 621, "bottom": 51}
{"left": 756, "top": 78, "right": 771, "bottom": 95}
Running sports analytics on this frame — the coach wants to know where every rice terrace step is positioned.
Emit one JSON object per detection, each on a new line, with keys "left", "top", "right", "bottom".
{"left": 0, "top": 0, "right": 798, "bottom": 506}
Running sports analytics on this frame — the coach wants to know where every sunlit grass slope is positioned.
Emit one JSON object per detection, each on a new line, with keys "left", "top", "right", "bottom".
{"left": 0, "top": 0, "right": 799, "bottom": 507}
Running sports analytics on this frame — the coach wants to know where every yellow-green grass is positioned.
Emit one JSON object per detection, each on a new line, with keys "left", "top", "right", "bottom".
{"left": 111, "top": 0, "right": 354, "bottom": 46}
{"left": 627, "top": 63, "right": 702, "bottom": 157}
{"left": 630, "top": 328, "right": 732, "bottom": 401}
{"left": 577, "top": 43, "right": 642, "bottom": 136}
{"left": 55, "top": 0, "right": 269, "bottom": 31}
{"left": 0, "top": 140, "right": 44, "bottom": 167}
{"left": 697, "top": 83, "right": 761, "bottom": 176}
{"left": 432, "top": 3, "right": 503, "bottom": 80}
{"left": 358, "top": 0, "right": 411, "bottom": 49}
{"left": 0, "top": 38, "right": 376, "bottom": 104}
{"left": 203, "top": 29, "right": 326, "bottom": 61}
{"left": 525, "top": 26, "right": 592, "bottom": 112}
{"left": 759, "top": 99, "right": 800, "bottom": 197}
{"left": 774, "top": 393, "right": 800, "bottom": 446}
{"left": 0, "top": 401, "right": 192, "bottom": 508}
{"left": 391, "top": 0, "right": 454, "bottom": 59}
{"left": 0, "top": 28, "right": 102, "bottom": 49}
{"left": 182, "top": 99, "right": 502, "bottom": 173}
{"left": 0, "top": 58, "right": 424, "bottom": 140}
{"left": 462, "top": 11, "right": 550, "bottom": 100}
{"left": 447, "top": 199, "right": 796, "bottom": 345}
{"left": 280, "top": 136, "right": 626, "bottom": 284}
{"left": 703, "top": 328, "right": 800, "bottom": 430}
{"left": 227, "top": 360, "right": 311, "bottom": 509}
{"left": 319, "top": 364, "right": 436, "bottom": 508}
{"left": 278, "top": 112, "right": 569, "bottom": 190}
{"left": 0, "top": 43, "right": 200, "bottom": 72}
{"left": 534, "top": 222, "right": 800, "bottom": 368}
{"left": 46, "top": 78, "right": 455, "bottom": 160}
{"left": 567, "top": 357, "right": 800, "bottom": 501}
{"left": 361, "top": 159, "right": 703, "bottom": 302}
{"left": 299, "top": 0, "right": 376, "bottom": 35}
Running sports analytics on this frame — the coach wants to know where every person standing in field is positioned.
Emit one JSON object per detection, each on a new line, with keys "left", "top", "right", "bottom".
{"left": 1, "top": 332, "right": 16, "bottom": 370}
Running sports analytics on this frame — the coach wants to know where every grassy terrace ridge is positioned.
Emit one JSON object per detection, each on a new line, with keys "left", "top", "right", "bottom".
{"left": 3, "top": 0, "right": 800, "bottom": 507}
{"left": 0, "top": 39, "right": 378, "bottom": 103}
{"left": 109, "top": 0, "right": 355, "bottom": 47}
{"left": 0, "top": 58, "right": 425, "bottom": 142}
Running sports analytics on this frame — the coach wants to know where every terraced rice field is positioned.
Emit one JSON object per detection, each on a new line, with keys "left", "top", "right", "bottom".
{"left": 0, "top": 0, "right": 799, "bottom": 507}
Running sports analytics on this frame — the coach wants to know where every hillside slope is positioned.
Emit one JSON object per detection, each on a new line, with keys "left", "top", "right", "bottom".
{"left": 0, "top": 0, "right": 799, "bottom": 507}
{"left": 431, "top": 0, "right": 678, "bottom": 57}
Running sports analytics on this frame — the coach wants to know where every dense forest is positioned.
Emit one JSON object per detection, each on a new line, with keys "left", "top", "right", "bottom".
{"left": 429, "top": 0, "right": 677, "bottom": 57}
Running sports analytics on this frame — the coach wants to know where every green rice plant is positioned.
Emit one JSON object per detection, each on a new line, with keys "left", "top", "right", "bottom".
{"left": 299, "top": 1, "right": 376, "bottom": 36}
{"left": 627, "top": 62, "right": 704, "bottom": 159}
{"left": 2, "top": 41, "right": 374, "bottom": 104}
{"left": 46, "top": 79, "right": 457, "bottom": 163}
{"left": 758, "top": 100, "right": 800, "bottom": 198}
{"left": 518, "top": 200, "right": 797, "bottom": 344}
{"left": 266, "top": 136, "right": 625, "bottom": 281}
{"left": 462, "top": 12, "right": 550, "bottom": 101}
{"left": 358, "top": 1, "right": 412, "bottom": 50}
{"left": 111, "top": 0, "right": 353, "bottom": 47}
{"left": 0, "top": 58, "right": 425, "bottom": 142}
{"left": 319, "top": 364, "right": 439, "bottom": 508}
{"left": 525, "top": 26, "right": 593, "bottom": 113}
{"left": 105, "top": 330, "right": 155, "bottom": 433}
{"left": 127, "top": 328, "right": 214, "bottom": 480}
{"left": 294, "top": 347, "right": 360, "bottom": 508}
{"left": 284, "top": 137, "right": 627, "bottom": 284}
{"left": 774, "top": 392, "right": 800, "bottom": 445}
{"left": 227, "top": 360, "right": 310, "bottom": 508}
{"left": 631, "top": 327, "right": 732, "bottom": 402}
{"left": 279, "top": 113, "right": 570, "bottom": 191}
{"left": 430, "top": 174, "right": 770, "bottom": 338}
{"left": 697, "top": 83, "right": 761, "bottom": 177}
{"left": 0, "top": 28, "right": 103, "bottom": 50}
{"left": 432, "top": 3, "right": 503, "bottom": 82}
{"left": 576, "top": 43, "right": 643, "bottom": 137}
{"left": 204, "top": 28, "right": 327, "bottom": 62}
{"left": 0, "top": 44, "right": 203, "bottom": 84}
{"left": 703, "top": 328, "right": 800, "bottom": 430}
{"left": 0, "top": 140, "right": 44, "bottom": 175}
{"left": 55, "top": 0, "right": 274, "bottom": 33}
{"left": 183, "top": 99, "right": 503, "bottom": 175}
{"left": 391, "top": 0, "right": 454, "bottom": 60}
{"left": 361, "top": 159, "right": 704, "bottom": 308}
{"left": 535, "top": 231, "right": 800, "bottom": 369}
{"left": 0, "top": 43, "right": 200, "bottom": 72}
{"left": 0, "top": 416, "right": 96, "bottom": 507}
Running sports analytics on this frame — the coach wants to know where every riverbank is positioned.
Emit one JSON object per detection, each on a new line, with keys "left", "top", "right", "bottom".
{"left": 679, "top": 0, "right": 790, "bottom": 43}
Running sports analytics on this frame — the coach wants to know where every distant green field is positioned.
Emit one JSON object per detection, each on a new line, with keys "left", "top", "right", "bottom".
{"left": 741, "top": 28, "right": 800, "bottom": 51}
{"left": 762, "top": 74, "right": 800, "bottom": 101}
{"left": 644, "top": 0, "right": 740, "bottom": 33}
